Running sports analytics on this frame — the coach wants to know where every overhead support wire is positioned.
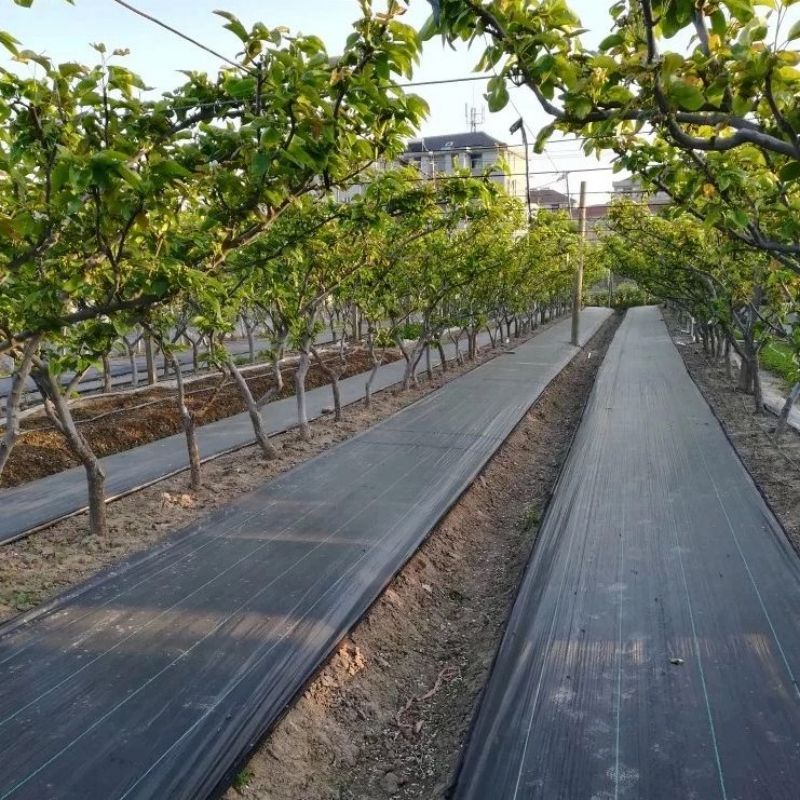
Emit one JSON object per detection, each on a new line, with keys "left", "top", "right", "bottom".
{"left": 109, "top": 0, "right": 255, "bottom": 74}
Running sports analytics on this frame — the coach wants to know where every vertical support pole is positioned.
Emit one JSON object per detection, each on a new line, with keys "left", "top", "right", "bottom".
{"left": 521, "top": 126, "right": 532, "bottom": 223}
{"left": 571, "top": 181, "right": 587, "bottom": 346}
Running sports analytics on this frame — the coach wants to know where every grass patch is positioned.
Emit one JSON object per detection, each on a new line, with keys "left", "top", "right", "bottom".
{"left": 761, "top": 340, "right": 799, "bottom": 386}
{"left": 12, "top": 591, "right": 33, "bottom": 611}
{"left": 232, "top": 768, "right": 254, "bottom": 793}
{"left": 519, "top": 504, "right": 540, "bottom": 531}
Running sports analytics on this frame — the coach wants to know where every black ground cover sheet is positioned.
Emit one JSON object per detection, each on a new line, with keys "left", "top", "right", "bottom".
{"left": 453, "top": 306, "right": 800, "bottom": 800}
{"left": 0, "top": 309, "right": 610, "bottom": 800}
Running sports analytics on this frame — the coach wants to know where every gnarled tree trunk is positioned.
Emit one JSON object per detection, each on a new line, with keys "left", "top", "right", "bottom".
{"left": 171, "top": 355, "right": 201, "bottom": 489}
{"left": 0, "top": 335, "right": 41, "bottom": 480}
{"left": 34, "top": 361, "right": 108, "bottom": 537}
{"left": 102, "top": 354, "right": 113, "bottom": 393}
{"left": 227, "top": 356, "right": 277, "bottom": 459}
{"left": 775, "top": 381, "right": 800, "bottom": 440}
{"left": 364, "top": 326, "right": 383, "bottom": 409}
{"left": 311, "top": 342, "right": 346, "bottom": 421}
{"left": 295, "top": 347, "right": 312, "bottom": 440}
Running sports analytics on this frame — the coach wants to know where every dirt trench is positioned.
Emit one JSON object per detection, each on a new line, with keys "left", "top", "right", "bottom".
{"left": 223, "top": 313, "right": 621, "bottom": 800}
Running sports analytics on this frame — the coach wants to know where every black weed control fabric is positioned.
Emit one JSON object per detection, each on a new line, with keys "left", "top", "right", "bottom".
{"left": 453, "top": 306, "right": 800, "bottom": 800}
{"left": 0, "top": 329, "right": 496, "bottom": 545}
{"left": 0, "top": 309, "right": 610, "bottom": 800}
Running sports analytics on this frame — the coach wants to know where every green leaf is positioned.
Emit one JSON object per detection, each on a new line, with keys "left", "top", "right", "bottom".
{"left": 534, "top": 123, "right": 556, "bottom": 153}
{"left": 779, "top": 161, "right": 800, "bottom": 182}
{"left": 485, "top": 77, "right": 509, "bottom": 112}
{"left": 223, "top": 76, "right": 257, "bottom": 100}
{"left": 418, "top": 13, "right": 438, "bottom": 41}
{"left": 598, "top": 33, "right": 624, "bottom": 51}
{"left": 251, "top": 150, "right": 270, "bottom": 178}
{"left": 214, "top": 11, "right": 249, "bottom": 43}
{"left": 667, "top": 80, "right": 706, "bottom": 110}
{"left": 789, "top": 20, "right": 800, "bottom": 42}
{"left": 0, "top": 30, "right": 19, "bottom": 55}
{"left": 722, "top": 0, "right": 755, "bottom": 22}
{"left": 710, "top": 10, "right": 727, "bottom": 36}
{"left": 569, "top": 96, "right": 593, "bottom": 119}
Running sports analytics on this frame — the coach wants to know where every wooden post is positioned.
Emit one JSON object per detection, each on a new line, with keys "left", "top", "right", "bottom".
{"left": 571, "top": 181, "right": 587, "bottom": 347}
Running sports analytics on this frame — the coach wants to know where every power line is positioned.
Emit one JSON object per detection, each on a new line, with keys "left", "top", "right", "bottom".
{"left": 402, "top": 143, "right": 591, "bottom": 156}
{"left": 109, "top": 1, "right": 498, "bottom": 89}
{"left": 401, "top": 75, "right": 492, "bottom": 88}
{"left": 109, "top": 0, "right": 253, "bottom": 75}
{"left": 338, "top": 166, "right": 616, "bottom": 188}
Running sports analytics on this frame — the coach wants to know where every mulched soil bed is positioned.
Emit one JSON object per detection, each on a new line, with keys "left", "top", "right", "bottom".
{"left": 665, "top": 313, "right": 800, "bottom": 550}
{"left": 1, "top": 347, "right": 398, "bottom": 488}
{"left": 222, "top": 313, "right": 621, "bottom": 800}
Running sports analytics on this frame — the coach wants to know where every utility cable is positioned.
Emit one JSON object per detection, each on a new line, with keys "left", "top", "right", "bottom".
{"left": 109, "top": 0, "right": 255, "bottom": 75}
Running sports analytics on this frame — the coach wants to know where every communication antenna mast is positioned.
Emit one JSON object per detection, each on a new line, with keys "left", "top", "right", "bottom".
{"left": 464, "top": 103, "right": 485, "bottom": 132}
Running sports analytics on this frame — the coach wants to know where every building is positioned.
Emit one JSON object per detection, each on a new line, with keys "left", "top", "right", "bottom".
{"left": 528, "top": 187, "right": 574, "bottom": 213}
{"left": 333, "top": 131, "right": 528, "bottom": 204}
{"left": 401, "top": 131, "right": 528, "bottom": 202}
{"left": 612, "top": 176, "right": 671, "bottom": 207}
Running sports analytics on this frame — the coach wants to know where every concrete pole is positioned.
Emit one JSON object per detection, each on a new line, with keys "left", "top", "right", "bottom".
{"left": 571, "top": 181, "right": 587, "bottom": 347}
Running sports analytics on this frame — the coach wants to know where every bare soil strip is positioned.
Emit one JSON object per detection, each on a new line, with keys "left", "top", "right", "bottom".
{"left": 222, "top": 313, "right": 621, "bottom": 800}
{"left": 0, "top": 328, "right": 543, "bottom": 622}
{"left": 666, "top": 313, "right": 800, "bottom": 549}
{"left": 1, "top": 347, "right": 399, "bottom": 488}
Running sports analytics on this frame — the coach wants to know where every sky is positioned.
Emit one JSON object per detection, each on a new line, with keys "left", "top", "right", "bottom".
{"left": 1, "top": 0, "right": 637, "bottom": 199}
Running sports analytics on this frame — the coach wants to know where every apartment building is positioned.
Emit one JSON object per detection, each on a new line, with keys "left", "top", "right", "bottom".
{"left": 401, "top": 131, "right": 528, "bottom": 202}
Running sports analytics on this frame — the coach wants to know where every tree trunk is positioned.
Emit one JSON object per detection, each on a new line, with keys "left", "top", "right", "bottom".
{"left": 436, "top": 340, "right": 447, "bottom": 372}
{"left": 172, "top": 355, "right": 201, "bottom": 489}
{"left": 364, "top": 328, "right": 383, "bottom": 409}
{"left": 0, "top": 336, "right": 40, "bottom": 480}
{"left": 724, "top": 336, "right": 732, "bottom": 380}
{"left": 126, "top": 345, "right": 139, "bottom": 389}
{"left": 144, "top": 334, "right": 157, "bottom": 385}
{"left": 752, "top": 350, "right": 764, "bottom": 414}
{"left": 486, "top": 324, "right": 496, "bottom": 348}
{"left": 296, "top": 348, "right": 312, "bottom": 440}
{"left": 311, "top": 346, "right": 344, "bottom": 421}
{"left": 35, "top": 362, "right": 107, "bottom": 536}
{"left": 227, "top": 357, "right": 278, "bottom": 459}
{"left": 448, "top": 330, "right": 463, "bottom": 366}
{"left": 775, "top": 381, "right": 800, "bottom": 440}
{"left": 402, "top": 339, "right": 425, "bottom": 390}
{"left": 102, "top": 354, "right": 112, "bottom": 393}
{"left": 246, "top": 326, "right": 256, "bottom": 364}
{"left": 738, "top": 357, "right": 752, "bottom": 393}
{"left": 256, "top": 335, "right": 287, "bottom": 409}
{"left": 425, "top": 344, "right": 433, "bottom": 381}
